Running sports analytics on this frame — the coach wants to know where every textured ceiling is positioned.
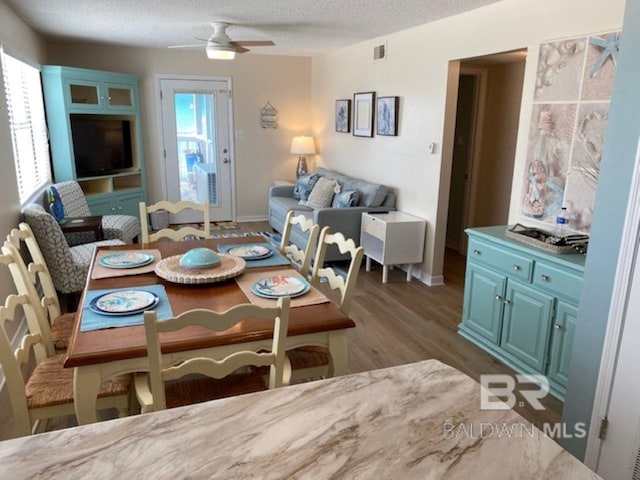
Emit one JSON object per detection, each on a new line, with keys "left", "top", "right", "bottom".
{"left": 6, "top": 0, "right": 501, "bottom": 56}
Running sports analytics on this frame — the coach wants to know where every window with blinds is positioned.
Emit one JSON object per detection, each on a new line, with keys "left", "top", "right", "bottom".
{"left": 1, "top": 48, "right": 51, "bottom": 204}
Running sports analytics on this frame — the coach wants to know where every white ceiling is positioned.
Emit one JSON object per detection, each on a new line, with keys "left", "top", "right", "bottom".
{"left": 6, "top": 0, "right": 501, "bottom": 57}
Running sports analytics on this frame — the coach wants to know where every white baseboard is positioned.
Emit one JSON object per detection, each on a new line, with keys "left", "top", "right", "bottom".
{"left": 389, "top": 264, "right": 445, "bottom": 287}
{"left": 236, "top": 215, "right": 269, "bottom": 223}
{"left": 0, "top": 315, "right": 28, "bottom": 392}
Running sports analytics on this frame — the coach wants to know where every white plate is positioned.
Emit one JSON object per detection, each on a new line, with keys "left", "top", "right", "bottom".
{"left": 251, "top": 275, "right": 310, "bottom": 298}
{"left": 227, "top": 244, "right": 273, "bottom": 260}
{"left": 99, "top": 252, "right": 155, "bottom": 269}
{"left": 89, "top": 290, "right": 159, "bottom": 315}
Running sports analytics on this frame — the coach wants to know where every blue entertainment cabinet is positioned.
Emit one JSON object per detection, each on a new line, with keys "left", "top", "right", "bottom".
{"left": 41, "top": 66, "right": 146, "bottom": 218}
{"left": 459, "top": 226, "right": 586, "bottom": 400}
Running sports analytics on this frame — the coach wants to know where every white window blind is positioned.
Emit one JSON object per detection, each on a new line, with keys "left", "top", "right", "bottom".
{"left": 1, "top": 48, "right": 51, "bottom": 203}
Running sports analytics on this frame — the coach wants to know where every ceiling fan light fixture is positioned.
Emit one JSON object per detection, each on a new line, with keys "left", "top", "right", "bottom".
{"left": 206, "top": 44, "right": 236, "bottom": 60}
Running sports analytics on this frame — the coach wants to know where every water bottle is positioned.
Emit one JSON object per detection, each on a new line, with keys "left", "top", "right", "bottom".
{"left": 555, "top": 207, "right": 569, "bottom": 238}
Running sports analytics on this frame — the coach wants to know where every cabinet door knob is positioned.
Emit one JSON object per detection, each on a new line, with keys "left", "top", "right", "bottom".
{"left": 554, "top": 324, "right": 563, "bottom": 330}
{"left": 513, "top": 264, "right": 521, "bottom": 271}
{"left": 540, "top": 274, "right": 550, "bottom": 281}
{"left": 495, "top": 295, "right": 502, "bottom": 301}
{"left": 503, "top": 298, "right": 511, "bottom": 305}
{"left": 473, "top": 249, "right": 481, "bottom": 255}
{"left": 111, "top": 207, "right": 116, "bottom": 211}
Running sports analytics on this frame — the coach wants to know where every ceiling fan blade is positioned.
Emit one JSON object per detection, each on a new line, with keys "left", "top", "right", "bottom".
{"left": 233, "top": 40, "right": 275, "bottom": 47}
{"left": 234, "top": 46, "right": 250, "bottom": 53}
{"left": 168, "top": 44, "right": 205, "bottom": 49}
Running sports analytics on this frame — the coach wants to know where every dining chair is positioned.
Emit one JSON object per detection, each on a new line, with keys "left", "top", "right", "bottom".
{"left": 277, "top": 211, "right": 320, "bottom": 278}
{"left": 139, "top": 200, "right": 210, "bottom": 243}
{"left": 286, "top": 227, "right": 364, "bottom": 383}
{"left": 0, "top": 293, "right": 133, "bottom": 438}
{"left": 6, "top": 223, "right": 76, "bottom": 352}
{"left": 135, "top": 297, "right": 290, "bottom": 413}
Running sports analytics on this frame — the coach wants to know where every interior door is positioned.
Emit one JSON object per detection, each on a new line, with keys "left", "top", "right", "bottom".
{"left": 159, "top": 77, "right": 234, "bottom": 223}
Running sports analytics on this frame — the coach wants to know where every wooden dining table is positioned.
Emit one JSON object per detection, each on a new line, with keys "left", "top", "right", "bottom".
{"left": 64, "top": 236, "right": 355, "bottom": 425}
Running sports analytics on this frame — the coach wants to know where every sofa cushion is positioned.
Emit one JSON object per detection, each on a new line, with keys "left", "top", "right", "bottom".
{"left": 332, "top": 189, "right": 360, "bottom": 208}
{"left": 305, "top": 177, "right": 339, "bottom": 209}
{"left": 315, "top": 167, "right": 388, "bottom": 207}
{"left": 292, "top": 173, "right": 320, "bottom": 201}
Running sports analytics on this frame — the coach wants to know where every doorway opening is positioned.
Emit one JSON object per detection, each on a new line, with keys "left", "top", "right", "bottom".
{"left": 444, "top": 49, "right": 527, "bottom": 255}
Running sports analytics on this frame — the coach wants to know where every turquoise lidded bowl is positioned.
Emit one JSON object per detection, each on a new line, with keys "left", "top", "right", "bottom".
{"left": 179, "top": 248, "right": 221, "bottom": 269}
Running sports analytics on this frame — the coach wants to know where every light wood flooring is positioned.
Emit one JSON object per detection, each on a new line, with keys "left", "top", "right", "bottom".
{"left": 0, "top": 221, "right": 562, "bottom": 441}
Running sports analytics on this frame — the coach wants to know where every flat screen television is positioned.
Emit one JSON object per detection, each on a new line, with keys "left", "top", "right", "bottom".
{"left": 70, "top": 116, "right": 133, "bottom": 177}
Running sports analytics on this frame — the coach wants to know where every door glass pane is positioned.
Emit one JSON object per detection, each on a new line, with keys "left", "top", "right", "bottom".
{"left": 174, "top": 92, "right": 218, "bottom": 204}
{"left": 108, "top": 87, "right": 133, "bottom": 106}
{"left": 70, "top": 84, "right": 99, "bottom": 105}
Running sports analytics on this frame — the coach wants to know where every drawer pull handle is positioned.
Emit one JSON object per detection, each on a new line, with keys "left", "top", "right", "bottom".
{"left": 554, "top": 324, "right": 563, "bottom": 330}
{"left": 473, "top": 249, "right": 481, "bottom": 255}
{"left": 540, "top": 274, "right": 550, "bottom": 281}
{"left": 513, "top": 265, "right": 521, "bottom": 271}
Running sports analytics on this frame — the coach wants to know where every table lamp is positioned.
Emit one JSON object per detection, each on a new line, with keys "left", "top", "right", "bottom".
{"left": 290, "top": 136, "right": 316, "bottom": 178}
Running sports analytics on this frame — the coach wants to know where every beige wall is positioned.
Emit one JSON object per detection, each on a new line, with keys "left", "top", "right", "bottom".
{"left": 471, "top": 60, "right": 526, "bottom": 228}
{"left": 310, "top": 0, "right": 624, "bottom": 283}
{"left": 0, "top": 0, "right": 47, "bottom": 324}
{"left": 45, "top": 43, "right": 312, "bottom": 220}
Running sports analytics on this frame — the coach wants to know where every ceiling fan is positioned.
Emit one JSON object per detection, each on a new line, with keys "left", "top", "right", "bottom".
{"left": 169, "top": 22, "right": 275, "bottom": 60}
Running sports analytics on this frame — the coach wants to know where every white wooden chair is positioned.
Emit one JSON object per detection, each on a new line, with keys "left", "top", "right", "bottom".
{"left": 0, "top": 293, "right": 133, "bottom": 438}
{"left": 287, "top": 227, "right": 364, "bottom": 383}
{"left": 135, "top": 297, "right": 290, "bottom": 412}
{"left": 277, "top": 211, "right": 320, "bottom": 278}
{"left": 6, "top": 223, "right": 76, "bottom": 352}
{"left": 139, "top": 200, "right": 210, "bottom": 243}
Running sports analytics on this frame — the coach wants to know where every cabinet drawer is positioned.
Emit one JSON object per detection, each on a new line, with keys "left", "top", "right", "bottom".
{"left": 533, "top": 262, "right": 583, "bottom": 300}
{"left": 468, "top": 238, "right": 532, "bottom": 281}
{"left": 361, "top": 215, "right": 386, "bottom": 240}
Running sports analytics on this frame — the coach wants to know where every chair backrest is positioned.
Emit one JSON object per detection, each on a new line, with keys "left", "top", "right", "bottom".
{"left": 0, "top": 243, "right": 55, "bottom": 356}
{"left": 144, "top": 296, "right": 290, "bottom": 411}
{"left": 278, "top": 211, "right": 320, "bottom": 278}
{"left": 0, "top": 294, "right": 50, "bottom": 436}
{"left": 310, "top": 227, "right": 364, "bottom": 315}
{"left": 53, "top": 181, "right": 92, "bottom": 217}
{"left": 7, "top": 223, "right": 63, "bottom": 327}
{"left": 139, "top": 200, "right": 210, "bottom": 243}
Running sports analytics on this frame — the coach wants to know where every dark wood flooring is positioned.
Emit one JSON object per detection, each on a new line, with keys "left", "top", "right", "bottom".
{"left": 0, "top": 221, "right": 562, "bottom": 441}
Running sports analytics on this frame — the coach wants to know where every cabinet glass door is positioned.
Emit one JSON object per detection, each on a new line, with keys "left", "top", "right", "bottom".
{"left": 68, "top": 81, "right": 101, "bottom": 108}
{"left": 106, "top": 84, "right": 134, "bottom": 109}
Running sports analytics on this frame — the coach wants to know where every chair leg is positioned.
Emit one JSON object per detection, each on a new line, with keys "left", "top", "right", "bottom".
{"left": 32, "top": 417, "right": 50, "bottom": 434}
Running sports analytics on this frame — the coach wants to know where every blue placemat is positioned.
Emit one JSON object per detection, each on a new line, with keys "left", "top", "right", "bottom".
{"left": 80, "top": 284, "right": 173, "bottom": 332}
{"left": 217, "top": 242, "right": 291, "bottom": 268}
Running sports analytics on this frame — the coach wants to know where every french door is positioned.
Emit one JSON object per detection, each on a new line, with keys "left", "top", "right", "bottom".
{"left": 158, "top": 76, "right": 234, "bottom": 222}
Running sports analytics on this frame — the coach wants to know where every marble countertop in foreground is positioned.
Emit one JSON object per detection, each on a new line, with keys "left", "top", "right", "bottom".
{"left": 0, "top": 359, "right": 599, "bottom": 479}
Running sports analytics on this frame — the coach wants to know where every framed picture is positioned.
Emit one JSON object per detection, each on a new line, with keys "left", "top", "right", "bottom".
{"left": 376, "top": 96, "right": 399, "bottom": 136}
{"left": 353, "top": 92, "right": 375, "bottom": 137}
{"left": 335, "top": 99, "right": 351, "bottom": 133}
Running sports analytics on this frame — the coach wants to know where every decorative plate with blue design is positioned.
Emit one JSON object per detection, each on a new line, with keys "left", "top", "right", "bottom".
{"left": 89, "top": 290, "right": 159, "bottom": 316}
{"left": 99, "top": 252, "right": 155, "bottom": 269}
{"left": 251, "top": 275, "right": 310, "bottom": 299}
{"left": 227, "top": 244, "right": 273, "bottom": 260}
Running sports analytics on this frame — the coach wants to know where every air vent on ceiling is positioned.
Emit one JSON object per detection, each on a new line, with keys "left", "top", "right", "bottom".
{"left": 374, "top": 43, "right": 386, "bottom": 61}
{"left": 633, "top": 445, "right": 640, "bottom": 480}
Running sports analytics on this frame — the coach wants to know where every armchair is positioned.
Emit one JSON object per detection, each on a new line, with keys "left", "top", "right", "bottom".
{"left": 53, "top": 181, "right": 139, "bottom": 245}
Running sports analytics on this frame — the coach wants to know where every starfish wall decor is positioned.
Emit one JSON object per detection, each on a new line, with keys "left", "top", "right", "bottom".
{"left": 589, "top": 32, "right": 620, "bottom": 78}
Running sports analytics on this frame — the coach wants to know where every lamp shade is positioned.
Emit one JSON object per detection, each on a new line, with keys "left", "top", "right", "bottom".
{"left": 290, "top": 136, "right": 316, "bottom": 155}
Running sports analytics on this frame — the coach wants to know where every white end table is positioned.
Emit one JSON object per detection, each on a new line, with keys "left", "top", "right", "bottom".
{"left": 360, "top": 212, "right": 427, "bottom": 283}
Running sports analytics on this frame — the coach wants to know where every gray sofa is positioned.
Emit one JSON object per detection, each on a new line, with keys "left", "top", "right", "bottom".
{"left": 269, "top": 167, "right": 396, "bottom": 261}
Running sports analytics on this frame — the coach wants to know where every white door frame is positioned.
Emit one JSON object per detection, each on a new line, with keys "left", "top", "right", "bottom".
{"left": 585, "top": 137, "right": 640, "bottom": 471}
{"left": 154, "top": 73, "right": 236, "bottom": 221}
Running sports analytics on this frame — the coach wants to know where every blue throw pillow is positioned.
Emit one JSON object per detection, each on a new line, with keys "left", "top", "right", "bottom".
{"left": 332, "top": 189, "right": 360, "bottom": 208}
{"left": 293, "top": 173, "right": 320, "bottom": 201}
{"left": 47, "top": 185, "right": 65, "bottom": 222}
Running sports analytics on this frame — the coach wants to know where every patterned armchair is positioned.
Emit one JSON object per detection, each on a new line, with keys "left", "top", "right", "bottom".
{"left": 22, "top": 204, "right": 125, "bottom": 294}
{"left": 53, "top": 181, "right": 140, "bottom": 245}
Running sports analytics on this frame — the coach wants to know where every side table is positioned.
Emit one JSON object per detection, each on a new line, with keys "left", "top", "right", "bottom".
{"left": 60, "top": 216, "right": 104, "bottom": 241}
{"left": 360, "top": 212, "right": 426, "bottom": 283}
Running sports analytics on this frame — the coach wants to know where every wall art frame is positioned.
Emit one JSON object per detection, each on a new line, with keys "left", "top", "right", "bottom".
{"left": 376, "top": 96, "right": 399, "bottom": 136}
{"left": 335, "top": 99, "right": 351, "bottom": 133}
{"left": 353, "top": 91, "right": 375, "bottom": 137}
